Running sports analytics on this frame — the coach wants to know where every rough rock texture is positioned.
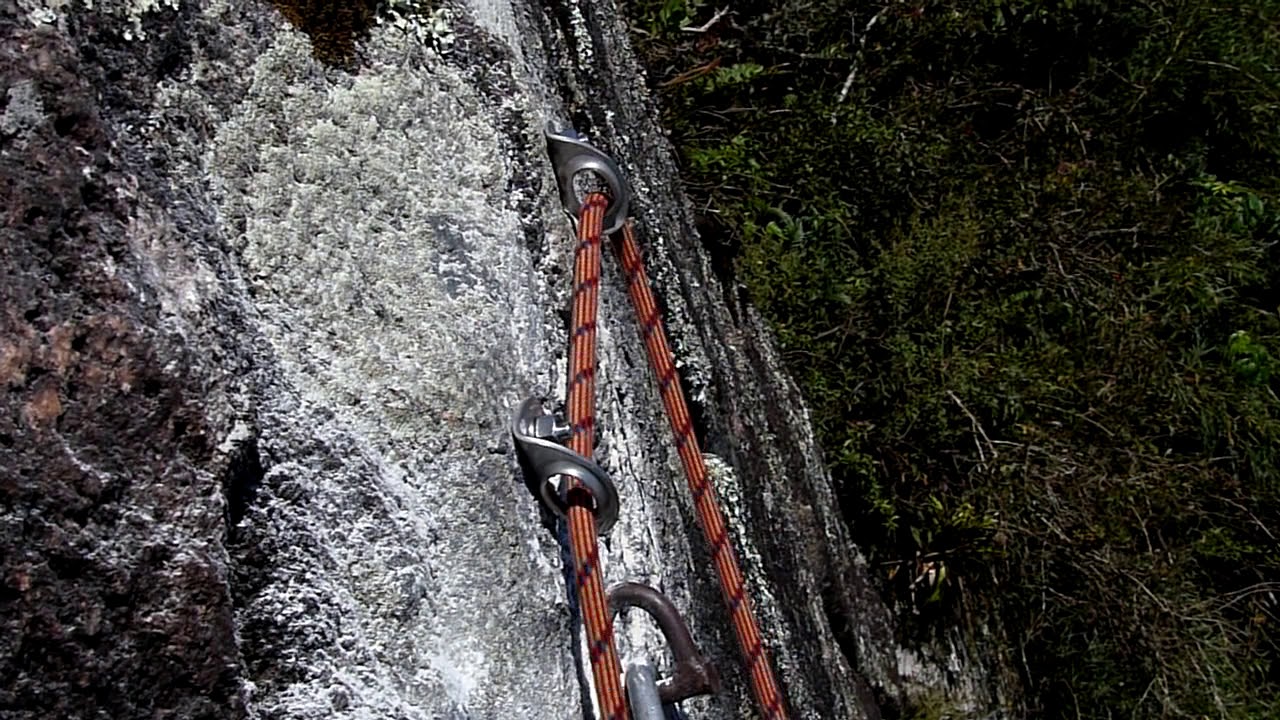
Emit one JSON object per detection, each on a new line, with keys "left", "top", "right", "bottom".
{"left": 0, "top": 0, "right": 1015, "bottom": 718}
{"left": 0, "top": 3, "right": 244, "bottom": 718}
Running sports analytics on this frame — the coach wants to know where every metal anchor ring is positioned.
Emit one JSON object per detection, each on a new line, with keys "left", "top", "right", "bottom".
{"left": 546, "top": 125, "right": 633, "bottom": 235}
{"left": 608, "top": 582, "right": 720, "bottom": 704}
{"left": 510, "top": 397, "right": 620, "bottom": 534}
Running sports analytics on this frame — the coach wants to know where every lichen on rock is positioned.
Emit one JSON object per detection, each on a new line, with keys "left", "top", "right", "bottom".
{"left": 263, "top": 0, "right": 453, "bottom": 68}
{"left": 265, "top": 0, "right": 377, "bottom": 67}
{"left": 1, "top": 0, "right": 1012, "bottom": 717}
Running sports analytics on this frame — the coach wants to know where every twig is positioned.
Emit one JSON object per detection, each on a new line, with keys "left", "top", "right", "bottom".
{"left": 1128, "top": 30, "right": 1185, "bottom": 114}
{"left": 1215, "top": 497, "right": 1276, "bottom": 542}
{"left": 658, "top": 57, "right": 722, "bottom": 88}
{"left": 947, "top": 390, "right": 997, "bottom": 466}
{"left": 1185, "top": 58, "right": 1279, "bottom": 99}
{"left": 681, "top": 7, "right": 729, "bottom": 33}
{"left": 1084, "top": 226, "right": 1141, "bottom": 238}
{"left": 835, "top": 8, "right": 890, "bottom": 109}
{"left": 1028, "top": 400, "right": 1117, "bottom": 438}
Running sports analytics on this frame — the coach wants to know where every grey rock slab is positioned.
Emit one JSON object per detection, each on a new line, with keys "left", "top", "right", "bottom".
{"left": 0, "top": 0, "right": 1017, "bottom": 718}
{"left": 207, "top": 18, "right": 582, "bottom": 720}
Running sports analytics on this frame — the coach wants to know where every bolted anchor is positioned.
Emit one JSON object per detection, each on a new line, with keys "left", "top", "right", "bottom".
{"left": 546, "top": 124, "right": 633, "bottom": 235}
{"left": 510, "top": 397, "right": 620, "bottom": 534}
{"left": 608, "top": 582, "right": 720, "bottom": 705}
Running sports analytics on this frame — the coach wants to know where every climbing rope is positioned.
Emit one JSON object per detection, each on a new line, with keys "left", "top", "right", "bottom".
{"left": 563, "top": 193, "right": 630, "bottom": 720}
{"left": 613, "top": 220, "right": 789, "bottom": 720}
{"left": 513, "top": 128, "right": 790, "bottom": 720}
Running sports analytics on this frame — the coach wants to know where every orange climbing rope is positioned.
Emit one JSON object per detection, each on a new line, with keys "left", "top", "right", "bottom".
{"left": 613, "top": 220, "right": 790, "bottom": 720}
{"left": 562, "top": 193, "right": 630, "bottom": 720}
{"left": 539, "top": 128, "right": 789, "bottom": 719}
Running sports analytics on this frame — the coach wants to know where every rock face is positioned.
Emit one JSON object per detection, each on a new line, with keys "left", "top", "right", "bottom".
{"left": 0, "top": 1, "right": 1015, "bottom": 719}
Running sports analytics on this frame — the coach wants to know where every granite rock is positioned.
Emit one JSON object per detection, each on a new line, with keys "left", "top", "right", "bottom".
{"left": 0, "top": 1, "right": 1015, "bottom": 718}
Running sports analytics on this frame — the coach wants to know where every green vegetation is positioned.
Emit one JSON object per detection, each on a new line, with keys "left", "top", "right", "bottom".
{"left": 626, "top": 1, "right": 1279, "bottom": 717}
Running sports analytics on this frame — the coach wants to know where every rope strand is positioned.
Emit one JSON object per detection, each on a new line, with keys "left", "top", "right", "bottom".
{"left": 564, "top": 193, "right": 629, "bottom": 720}
{"left": 551, "top": 185, "right": 790, "bottom": 719}
{"left": 614, "top": 220, "right": 789, "bottom": 720}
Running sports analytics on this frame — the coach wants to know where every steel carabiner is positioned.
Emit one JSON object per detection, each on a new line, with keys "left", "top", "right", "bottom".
{"left": 608, "top": 581, "right": 720, "bottom": 704}
{"left": 625, "top": 663, "right": 667, "bottom": 720}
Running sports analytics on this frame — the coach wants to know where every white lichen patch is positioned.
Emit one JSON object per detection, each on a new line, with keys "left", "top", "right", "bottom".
{"left": 127, "top": 205, "right": 221, "bottom": 326}
{"left": 377, "top": 1, "right": 455, "bottom": 53}
{"left": 703, "top": 452, "right": 798, "bottom": 709}
{"left": 208, "top": 25, "right": 576, "bottom": 720}
{"left": 0, "top": 81, "right": 45, "bottom": 143}
{"left": 211, "top": 30, "right": 525, "bottom": 454}
{"left": 460, "top": 0, "right": 519, "bottom": 50}
{"left": 16, "top": 0, "right": 72, "bottom": 26}
{"left": 18, "top": 0, "right": 178, "bottom": 38}
{"left": 122, "top": 0, "right": 179, "bottom": 39}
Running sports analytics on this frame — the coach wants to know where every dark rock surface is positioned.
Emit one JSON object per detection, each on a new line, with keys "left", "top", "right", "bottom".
{"left": 1, "top": 3, "right": 244, "bottom": 718}
{"left": 0, "top": 0, "right": 1015, "bottom": 718}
